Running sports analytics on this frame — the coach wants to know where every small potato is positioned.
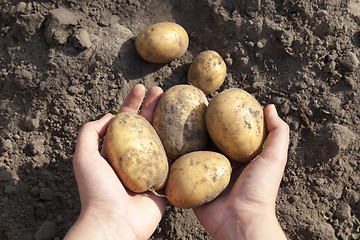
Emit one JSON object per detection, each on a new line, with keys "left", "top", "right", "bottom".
{"left": 104, "top": 112, "right": 168, "bottom": 193}
{"left": 165, "top": 151, "right": 231, "bottom": 209}
{"left": 206, "top": 88, "right": 266, "bottom": 163}
{"left": 152, "top": 84, "right": 208, "bottom": 161}
{"left": 135, "top": 22, "right": 189, "bottom": 63}
{"left": 188, "top": 50, "right": 226, "bottom": 95}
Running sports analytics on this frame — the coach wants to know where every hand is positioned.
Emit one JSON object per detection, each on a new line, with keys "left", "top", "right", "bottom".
{"left": 65, "top": 84, "right": 165, "bottom": 240}
{"left": 194, "top": 104, "right": 290, "bottom": 240}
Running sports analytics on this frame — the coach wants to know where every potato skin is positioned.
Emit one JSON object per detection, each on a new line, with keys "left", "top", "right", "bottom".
{"left": 206, "top": 88, "right": 266, "bottom": 163}
{"left": 104, "top": 112, "right": 168, "bottom": 193}
{"left": 135, "top": 22, "right": 189, "bottom": 63}
{"left": 165, "top": 151, "right": 231, "bottom": 209}
{"left": 188, "top": 50, "right": 226, "bottom": 95}
{"left": 152, "top": 84, "right": 208, "bottom": 161}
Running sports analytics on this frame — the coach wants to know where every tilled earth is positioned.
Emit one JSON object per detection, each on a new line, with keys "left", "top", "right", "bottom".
{"left": 0, "top": 0, "right": 360, "bottom": 239}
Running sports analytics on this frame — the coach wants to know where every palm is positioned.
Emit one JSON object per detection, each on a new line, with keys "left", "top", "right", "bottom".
{"left": 73, "top": 84, "right": 166, "bottom": 239}
{"left": 193, "top": 105, "right": 289, "bottom": 240}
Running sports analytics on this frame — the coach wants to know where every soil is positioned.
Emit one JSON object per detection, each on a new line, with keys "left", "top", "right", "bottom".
{"left": 0, "top": 0, "right": 359, "bottom": 239}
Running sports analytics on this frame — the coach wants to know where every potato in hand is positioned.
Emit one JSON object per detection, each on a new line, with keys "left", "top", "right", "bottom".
{"left": 104, "top": 112, "right": 169, "bottom": 193}
{"left": 165, "top": 151, "right": 231, "bottom": 209}
{"left": 206, "top": 88, "right": 266, "bottom": 163}
{"left": 152, "top": 84, "right": 208, "bottom": 161}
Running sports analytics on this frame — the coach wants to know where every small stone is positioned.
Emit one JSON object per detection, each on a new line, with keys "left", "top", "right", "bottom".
{"left": 67, "top": 85, "right": 84, "bottom": 94}
{"left": 317, "top": 222, "right": 336, "bottom": 239}
{"left": 326, "top": 124, "right": 356, "bottom": 156}
{"left": 44, "top": 7, "right": 78, "bottom": 46}
{"left": 12, "top": 12, "right": 45, "bottom": 42}
{"left": 224, "top": 57, "right": 233, "bottom": 66}
{"left": 72, "top": 29, "right": 92, "bottom": 49}
{"left": 1, "top": 139, "right": 13, "bottom": 152}
{"left": 29, "top": 139, "right": 45, "bottom": 155}
{"left": 35, "top": 221, "right": 56, "bottom": 240}
{"left": 334, "top": 203, "right": 351, "bottom": 220}
{"left": 340, "top": 51, "right": 360, "bottom": 71}
{"left": 0, "top": 164, "right": 12, "bottom": 181}
{"left": 24, "top": 117, "right": 40, "bottom": 131}
{"left": 317, "top": 9, "right": 328, "bottom": 17}
{"left": 252, "top": 81, "right": 265, "bottom": 91}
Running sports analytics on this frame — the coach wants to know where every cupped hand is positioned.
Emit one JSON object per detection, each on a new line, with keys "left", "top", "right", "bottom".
{"left": 193, "top": 104, "right": 290, "bottom": 240}
{"left": 65, "top": 84, "right": 165, "bottom": 240}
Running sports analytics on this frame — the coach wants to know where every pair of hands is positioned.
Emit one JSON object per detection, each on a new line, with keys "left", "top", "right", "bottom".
{"left": 65, "top": 84, "right": 290, "bottom": 240}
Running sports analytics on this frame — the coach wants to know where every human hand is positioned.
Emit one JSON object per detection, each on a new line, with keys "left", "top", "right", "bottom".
{"left": 193, "top": 104, "right": 290, "bottom": 240}
{"left": 65, "top": 84, "right": 165, "bottom": 240}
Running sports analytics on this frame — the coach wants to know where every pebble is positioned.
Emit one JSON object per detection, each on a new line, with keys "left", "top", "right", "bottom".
{"left": 224, "top": 57, "right": 233, "bottom": 66}
{"left": 317, "top": 222, "right": 336, "bottom": 239}
{"left": 1, "top": 139, "right": 13, "bottom": 152}
{"left": 29, "top": 139, "right": 45, "bottom": 155}
{"left": 67, "top": 85, "right": 85, "bottom": 94}
{"left": 334, "top": 203, "right": 351, "bottom": 220}
{"left": 12, "top": 12, "right": 45, "bottom": 42}
{"left": 35, "top": 221, "right": 56, "bottom": 240}
{"left": 72, "top": 28, "right": 92, "bottom": 49}
{"left": 44, "top": 7, "right": 79, "bottom": 46}
{"left": 340, "top": 51, "right": 360, "bottom": 71}
{"left": 326, "top": 124, "right": 356, "bottom": 156}
{"left": 24, "top": 117, "right": 40, "bottom": 131}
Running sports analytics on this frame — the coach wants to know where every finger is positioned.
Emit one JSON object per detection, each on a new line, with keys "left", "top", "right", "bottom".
{"left": 119, "top": 84, "right": 146, "bottom": 114}
{"left": 74, "top": 113, "right": 114, "bottom": 160}
{"left": 260, "top": 104, "right": 290, "bottom": 169}
{"left": 139, "top": 86, "right": 163, "bottom": 123}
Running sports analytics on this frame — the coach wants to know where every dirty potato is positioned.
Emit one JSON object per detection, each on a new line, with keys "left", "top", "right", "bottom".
{"left": 206, "top": 88, "right": 266, "bottom": 163}
{"left": 187, "top": 50, "right": 226, "bottom": 95}
{"left": 135, "top": 22, "right": 189, "bottom": 63}
{"left": 152, "top": 84, "right": 208, "bottom": 161}
{"left": 165, "top": 151, "right": 231, "bottom": 209}
{"left": 104, "top": 112, "right": 169, "bottom": 193}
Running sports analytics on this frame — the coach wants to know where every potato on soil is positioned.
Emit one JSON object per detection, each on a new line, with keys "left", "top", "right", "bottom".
{"left": 206, "top": 88, "right": 266, "bottom": 163}
{"left": 152, "top": 84, "right": 208, "bottom": 161}
{"left": 104, "top": 112, "right": 169, "bottom": 193}
{"left": 135, "top": 22, "right": 189, "bottom": 63}
{"left": 165, "top": 151, "right": 231, "bottom": 209}
{"left": 187, "top": 50, "right": 226, "bottom": 95}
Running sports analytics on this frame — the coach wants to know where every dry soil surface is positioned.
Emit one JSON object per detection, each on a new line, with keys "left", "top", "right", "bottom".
{"left": 1, "top": 0, "right": 360, "bottom": 239}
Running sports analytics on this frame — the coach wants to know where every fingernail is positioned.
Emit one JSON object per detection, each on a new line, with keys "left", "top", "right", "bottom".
{"left": 271, "top": 104, "right": 278, "bottom": 115}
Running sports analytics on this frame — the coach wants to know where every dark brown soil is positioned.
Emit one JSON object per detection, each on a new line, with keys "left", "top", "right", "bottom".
{"left": 0, "top": 0, "right": 359, "bottom": 239}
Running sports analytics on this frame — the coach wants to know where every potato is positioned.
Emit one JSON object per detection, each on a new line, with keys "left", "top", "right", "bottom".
{"left": 152, "top": 84, "right": 208, "bottom": 161}
{"left": 206, "top": 88, "right": 266, "bottom": 163}
{"left": 187, "top": 50, "right": 226, "bottom": 95}
{"left": 165, "top": 151, "right": 231, "bottom": 209}
{"left": 135, "top": 22, "right": 189, "bottom": 63}
{"left": 104, "top": 112, "right": 168, "bottom": 193}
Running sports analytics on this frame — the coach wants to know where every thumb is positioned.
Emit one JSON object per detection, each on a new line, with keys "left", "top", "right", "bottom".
{"left": 259, "top": 104, "right": 290, "bottom": 170}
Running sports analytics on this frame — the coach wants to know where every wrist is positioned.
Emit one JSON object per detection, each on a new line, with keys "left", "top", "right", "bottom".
{"left": 210, "top": 207, "right": 286, "bottom": 240}
{"left": 64, "top": 208, "right": 136, "bottom": 240}
{"left": 240, "top": 211, "right": 287, "bottom": 240}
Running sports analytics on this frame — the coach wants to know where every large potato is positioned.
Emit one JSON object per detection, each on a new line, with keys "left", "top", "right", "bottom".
{"left": 104, "top": 112, "right": 168, "bottom": 193}
{"left": 152, "top": 84, "right": 208, "bottom": 161}
{"left": 206, "top": 88, "right": 266, "bottom": 163}
{"left": 135, "top": 22, "right": 189, "bottom": 63}
{"left": 165, "top": 151, "right": 231, "bottom": 209}
{"left": 188, "top": 50, "right": 226, "bottom": 95}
